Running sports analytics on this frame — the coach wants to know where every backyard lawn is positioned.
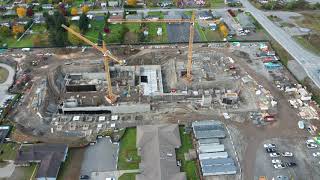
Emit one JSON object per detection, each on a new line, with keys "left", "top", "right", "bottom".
{"left": 117, "top": 128, "right": 140, "bottom": 170}
{"left": 210, "top": 0, "right": 225, "bottom": 8}
{"left": 10, "top": 163, "right": 38, "bottom": 180}
{"left": 118, "top": 173, "right": 138, "bottom": 180}
{"left": 176, "top": 127, "right": 199, "bottom": 180}
{"left": 57, "top": 148, "right": 85, "bottom": 180}
{"left": 0, "top": 143, "right": 19, "bottom": 160}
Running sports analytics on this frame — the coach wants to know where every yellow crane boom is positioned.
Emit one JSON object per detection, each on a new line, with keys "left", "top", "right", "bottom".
{"left": 61, "top": 24, "right": 124, "bottom": 65}
{"left": 61, "top": 24, "right": 119, "bottom": 104}
{"left": 185, "top": 11, "right": 195, "bottom": 82}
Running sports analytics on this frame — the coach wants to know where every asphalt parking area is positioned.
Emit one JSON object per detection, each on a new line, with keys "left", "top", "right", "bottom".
{"left": 254, "top": 137, "right": 320, "bottom": 180}
{"left": 80, "top": 137, "right": 119, "bottom": 177}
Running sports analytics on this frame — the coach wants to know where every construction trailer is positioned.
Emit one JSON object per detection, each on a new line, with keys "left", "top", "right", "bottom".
{"left": 201, "top": 164, "right": 237, "bottom": 176}
{"left": 199, "top": 152, "right": 228, "bottom": 160}
{"left": 198, "top": 144, "right": 225, "bottom": 153}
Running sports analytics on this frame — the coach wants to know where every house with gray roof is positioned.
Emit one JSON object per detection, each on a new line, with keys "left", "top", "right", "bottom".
{"left": 237, "top": 13, "right": 256, "bottom": 30}
{"left": 136, "top": 124, "right": 186, "bottom": 180}
{"left": 15, "top": 144, "right": 68, "bottom": 180}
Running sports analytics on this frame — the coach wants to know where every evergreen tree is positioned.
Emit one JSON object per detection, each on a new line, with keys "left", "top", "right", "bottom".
{"left": 79, "top": 13, "right": 89, "bottom": 34}
{"left": 44, "top": 11, "right": 69, "bottom": 46}
{"left": 98, "top": 32, "right": 103, "bottom": 46}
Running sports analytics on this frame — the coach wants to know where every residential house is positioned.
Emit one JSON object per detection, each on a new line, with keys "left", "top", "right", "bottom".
{"left": 237, "top": 13, "right": 256, "bottom": 30}
{"left": 15, "top": 144, "right": 68, "bottom": 180}
{"left": 197, "top": 11, "right": 213, "bottom": 20}
{"left": 136, "top": 124, "right": 186, "bottom": 180}
{"left": 42, "top": 4, "right": 54, "bottom": 10}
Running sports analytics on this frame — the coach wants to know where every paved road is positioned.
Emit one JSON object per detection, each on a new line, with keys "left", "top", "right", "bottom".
{"left": 240, "top": 0, "right": 320, "bottom": 88}
{"left": 0, "top": 63, "right": 15, "bottom": 106}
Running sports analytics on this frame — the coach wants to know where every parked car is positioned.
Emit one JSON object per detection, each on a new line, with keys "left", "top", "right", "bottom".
{"left": 306, "top": 139, "right": 316, "bottom": 144}
{"left": 281, "top": 152, "right": 293, "bottom": 157}
{"left": 273, "top": 163, "right": 285, "bottom": 169}
{"left": 307, "top": 143, "right": 318, "bottom": 149}
{"left": 264, "top": 143, "right": 276, "bottom": 148}
{"left": 80, "top": 175, "right": 90, "bottom": 179}
{"left": 276, "top": 175, "right": 289, "bottom": 180}
{"left": 266, "top": 148, "right": 276, "bottom": 153}
{"left": 271, "top": 159, "right": 282, "bottom": 164}
{"left": 270, "top": 153, "right": 280, "bottom": 157}
{"left": 313, "top": 152, "right": 320, "bottom": 157}
{"left": 284, "top": 162, "right": 296, "bottom": 167}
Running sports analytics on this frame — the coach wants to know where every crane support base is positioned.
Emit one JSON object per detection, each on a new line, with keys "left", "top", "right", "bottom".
{"left": 106, "top": 95, "right": 118, "bottom": 104}
{"left": 183, "top": 75, "right": 192, "bottom": 83}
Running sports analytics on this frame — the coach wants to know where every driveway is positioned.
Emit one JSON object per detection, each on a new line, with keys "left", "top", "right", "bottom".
{"left": 0, "top": 63, "right": 15, "bottom": 106}
{"left": 80, "top": 137, "right": 119, "bottom": 177}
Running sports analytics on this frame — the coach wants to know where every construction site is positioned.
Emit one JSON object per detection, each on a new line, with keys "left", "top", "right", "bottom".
{"left": 2, "top": 12, "right": 320, "bottom": 180}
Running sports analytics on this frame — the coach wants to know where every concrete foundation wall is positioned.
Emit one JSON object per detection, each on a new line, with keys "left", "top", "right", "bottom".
{"left": 62, "top": 103, "right": 150, "bottom": 114}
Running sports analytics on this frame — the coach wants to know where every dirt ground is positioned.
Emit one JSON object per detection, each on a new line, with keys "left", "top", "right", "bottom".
{"left": 2, "top": 43, "right": 320, "bottom": 180}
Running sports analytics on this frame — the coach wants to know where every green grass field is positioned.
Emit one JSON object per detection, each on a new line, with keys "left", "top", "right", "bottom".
{"left": 294, "top": 35, "right": 320, "bottom": 55}
{"left": 118, "top": 128, "right": 140, "bottom": 170}
{"left": 176, "top": 127, "right": 199, "bottom": 180}
{"left": 0, "top": 67, "right": 9, "bottom": 84}
{"left": 0, "top": 143, "right": 19, "bottom": 161}
{"left": 210, "top": 0, "right": 225, "bottom": 8}
{"left": 118, "top": 173, "right": 138, "bottom": 180}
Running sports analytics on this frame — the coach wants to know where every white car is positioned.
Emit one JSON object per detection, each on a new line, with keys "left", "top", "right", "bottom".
{"left": 270, "top": 153, "right": 280, "bottom": 157}
{"left": 273, "top": 163, "right": 285, "bottom": 169}
{"left": 307, "top": 143, "right": 318, "bottom": 149}
{"left": 313, "top": 152, "right": 320, "bottom": 157}
{"left": 306, "top": 139, "right": 316, "bottom": 144}
{"left": 271, "top": 159, "right": 282, "bottom": 164}
{"left": 264, "top": 143, "right": 276, "bottom": 148}
{"left": 281, "top": 152, "right": 293, "bottom": 157}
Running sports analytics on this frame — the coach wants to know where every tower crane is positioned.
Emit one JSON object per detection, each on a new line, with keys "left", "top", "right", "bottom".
{"left": 61, "top": 24, "right": 120, "bottom": 104}
{"left": 108, "top": 11, "right": 215, "bottom": 83}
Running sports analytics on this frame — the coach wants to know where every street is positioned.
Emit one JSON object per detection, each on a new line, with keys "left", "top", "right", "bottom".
{"left": 240, "top": 0, "right": 320, "bottom": 88}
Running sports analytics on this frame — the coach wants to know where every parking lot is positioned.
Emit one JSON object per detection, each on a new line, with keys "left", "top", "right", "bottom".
{"left": 254, "top": 137, "right": 320, "bottom": 180}
{"left": 80, "top": 137, "right": 119, "bottom": 177}
{"left": 167, "top": 13, "right": 201, "bottom": 43}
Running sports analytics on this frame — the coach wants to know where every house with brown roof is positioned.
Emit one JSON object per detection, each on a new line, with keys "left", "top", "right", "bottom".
{"left": 136, "top": 124, "right": 186, "bottom": 180}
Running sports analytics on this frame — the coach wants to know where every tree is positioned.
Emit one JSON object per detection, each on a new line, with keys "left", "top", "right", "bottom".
{"left": 16, "top": 7, "right": 27, "bottom": 18}
{"left": 58, "top": 3, "right": 67, "bottom": 16}
{"left": 71, "top": 7, "right": 78, "bottom": 16}
{"left": 127, "top": 0, "right": 137, "bottom": 6}
{"left": 79, "top": 13, "right": 89, "bottom": 33}
{"left": 44, "top": 11, "right": 69, "bottom": 46}
{"left": 12, "top": 25, "right": 25, "bottom": 37}
{"left": 81, "top": 5, "right": 90, "bottom": 14}
{"left": 68, "top": 24, "right": 82, "bottom": 45}
{"left": 219, "top": 23, "right": 228, "bottom": 38}
{"left": 26, "top": 7, "right": 34, "bottom": 17}
{"left": 0, "top": 26, "right": 11, "bottom": 37}
{"left": 97, "top": 32, "right": 103, "bottom": 46}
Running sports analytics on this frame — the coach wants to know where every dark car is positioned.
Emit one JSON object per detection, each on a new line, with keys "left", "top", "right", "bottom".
{"left": 80, "top": 175, "right": 90, "bottom": 179}
{"left": 284, "top": 162, "right": 297, "bottom": 167}
{"left": 265, "top": 148, "right": 276, "bottom": 153}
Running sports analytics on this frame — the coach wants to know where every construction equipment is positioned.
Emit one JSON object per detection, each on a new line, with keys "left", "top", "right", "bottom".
{"left": 61, "top": 24, "right": 125, "bottom": 65}
{"left": 184, "top": 11, "right": 195, "bottom": 82}
{"left": 61, "top": 24, "right": 120, "bottom": 104}
{"left": 108, "top": 11, "right": 220, "bottom": 83}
